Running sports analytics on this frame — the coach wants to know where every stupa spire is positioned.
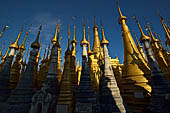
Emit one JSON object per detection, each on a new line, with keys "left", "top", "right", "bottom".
{"left": 52, "top": 24, "right": 58, "bottom": 45}
{"left": 116, "top": 2, "right": 151, "bottom": 112}
{"left": 92, "top": 17, "right": 101, "bottom": 53}
{"left": 137, "top": 17, "right": 170, "bottom": 113}
{"left": 31, "top": 24, "right": 42, "bottom": 49}
{"left": 87, "top": 26, "right": 92, "bottom": 53}
{"left": 9, "top": 24, "right": 24, "bottom": 50}
{"left": 71, "top": 21, "right": 77, "bottom": 56}
{"left": 135, "top": 17, "right": 150, "bottom": 42}
{"left": 80, "top": 18, "right": 88, "bottom": 47}
{"left": 19, "top": 28, "right": 31, "bottom": 53}
{"left": 159, "top": 15, "right": 170, "bottom": 46}
{"left": 100, "top": 21, "right": 109, "bottom": 45}
{"left": 72, "top": 23, "right": 76, "bottom": 41}
{"left": 116, "top": 0, "right": 127, "bottom": 24}
{"left": 3, "top": 23, "right": 41, "bottom": 113}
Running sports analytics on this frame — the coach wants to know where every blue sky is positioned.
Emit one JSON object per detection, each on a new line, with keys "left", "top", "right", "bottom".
{"left": 0, "top": 0, "right": 169, "bottom": 65}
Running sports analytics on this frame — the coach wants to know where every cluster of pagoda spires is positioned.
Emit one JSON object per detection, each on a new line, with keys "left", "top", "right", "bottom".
{"left": 0, "top": 0, "right": 169, "bottom": 113}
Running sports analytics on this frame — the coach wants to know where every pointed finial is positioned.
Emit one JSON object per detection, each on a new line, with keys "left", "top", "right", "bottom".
{"left": 56, "top": 24, "right": 61, "bottom": 47}
{"left": 100, "top": 21, "right": 109, "bottom": 45}
{"left": 116, "top": 0, "right": 127, "bottom": 24}
{"left": 88, "top": 26, "right": 91, "bottom": 53}
{"left": 9, "top": 24, "right": 24, "bottom": 49}
{"left": 146, "top": 23, "right": 159, "bottom": 42}
{"left": 52, "top": 24, "right": 58, "bottom": 45}
{"left": 19, "top": 26, "right": 31, "bottom": 50}
{"left": 0, "top": 25, "right": 8, "bottom": 39}
{"left": 134, "top": 16, "right": 150, "bottom": 43}
{"left": 31, "top": 24, "right": 42, "bottom": 49}
{"left": 72, "top": 16, "right": 77, "bottom": 41}
{"left": 73, "top": 24, "right": 76, "bottom": 40}
{"left": 71, "top": 23, "right": 77, "bottom": 45}
{"left": 80, "top": 18, "right": 88, "bottom": 47}
{"left": 135, "top": 16, "right": 144, "bottom": 36}
{"left": 88, "top": 26, "right": 90, "bottom": 42}
{"left": 159, "top": 13, "right": 170, "bottom": 46}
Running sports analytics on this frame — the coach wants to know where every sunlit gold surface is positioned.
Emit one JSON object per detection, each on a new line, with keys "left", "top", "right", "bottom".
{"left": 117, "top": 2, "right": 151, "bottom": 113}
{"left": 92, "top": 18, "right": 101, "bottom": 53}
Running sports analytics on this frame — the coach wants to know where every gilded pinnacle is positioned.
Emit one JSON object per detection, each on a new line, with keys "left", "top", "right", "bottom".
{"left": 160, "top": 15, "right": 170, "bottom": 45}
{"left": 92, "top": 17, "right": 101, "bottom": 53}
{"left": 80, "top": 19, "right": 88, "bottom": 47}
{"left": 52, "top": 24, "right": 58, "bottom": 45}
{"left": 57, "top": 26, "right": 61, "bottom": 48}
{"left": 147, "top": 24, "right": 159, "bottom": 42}
{"left": 88, "top": 26, "right": 92, "bottom": 53}
{"left": 135, "top": 16, "right": 150, "bottom": 43}
{"left": 31, "top": 24, "right": 42, "bottom": 49}
{"left": 73, "top": 24, "right": 76, "bottom": 40}
{"left": 71, "top": 24, "right": 77, "bottom": 45}
{"left": 101, "top": 22, "right": 109, "bottom": 45}
{"left": 19, "top": 29, "right": 31, "bottom": 50}
{"left": 116, "top": 0, "right": 127, "bottom": 24}
{"left": 9, "top": 24, "right": 24, "bottom": 49}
